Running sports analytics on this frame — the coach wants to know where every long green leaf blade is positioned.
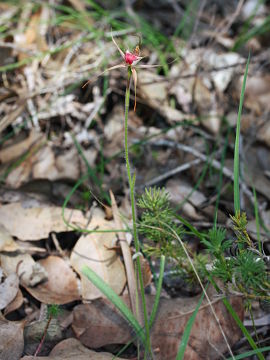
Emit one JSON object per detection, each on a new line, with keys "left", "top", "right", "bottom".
{"left": 81, "top": 265, "right": 146, "bottom": 345}
{"left": 176, "top": 290, "right": 205, "bottom": 359}
{"left": 226, "top": 345, "right": 270, "bottom": 360}
{"left": 149, "top": 255, "right": 165, "bottom": 327}
{"left": 222, "top": 297, "right": 264, "bottom": 360}
{"left": 234, "top": 53, "right": 250, "bottom": 213}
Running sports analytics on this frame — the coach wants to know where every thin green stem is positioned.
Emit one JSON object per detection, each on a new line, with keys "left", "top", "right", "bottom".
{"left": 124, "top": 67, "right": 151, "bottom": 358}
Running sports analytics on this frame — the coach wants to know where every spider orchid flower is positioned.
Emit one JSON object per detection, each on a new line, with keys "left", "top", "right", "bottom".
{"left": 83, "top": 33, "right": 160, "bottom": 111}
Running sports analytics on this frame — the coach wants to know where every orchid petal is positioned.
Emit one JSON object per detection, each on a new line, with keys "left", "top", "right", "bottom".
{"left": 82, "top": 64, "right": 126, "bottom": 88}
{"left": 111, "top": 31, "right": 125, "bottom": 60}
{"left": 136, "top": 64, "right": 163, "bottom": 68}
{"left": 131, "top": 67, "right": 137, "bottom": 112}
{"left": 136, "top": 59, "right": 177, "bottom": 69}
{"left": 132, "top": 56, "right": 145, "bottom": 66}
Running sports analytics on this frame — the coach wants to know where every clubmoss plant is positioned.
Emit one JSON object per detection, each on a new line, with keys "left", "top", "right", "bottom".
{"left": 137, "top": 187, "right": 207, "bottom": 284}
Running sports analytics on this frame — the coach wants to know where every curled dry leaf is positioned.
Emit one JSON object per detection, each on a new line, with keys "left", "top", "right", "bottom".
{"left": 0, "top": 203, "right": 86, "bottom": 241}
{"left": 0, "top": 224, "right": 19, "bottom": 252}
{"left": 237, "top": 74, "right": 270, "bottom": 115}
{"left": 0, "top": 130, "right": 43, "bottom": 165}
{"left": 140, "top": 256, "right": 152, "bottom": 287}
{"left": 4, "top": 289, "right": 24, "bottom": 316}
{"left": 206, "top": 52, "right": 242, "bottom": 93}
{"left": 5, "top": 144, "right": 81, "bottom": 189}
{"left": 0, "top": 253, "right": 47, "bottom": 287}
{"left": 73, "top": 290, "right": 243, "bottom": 360}
{"left": 70, "top": 218, "right": 126, "bottom": 300}
{"left": 0, "top": 130, "right": 83, "bottom": 188}
{"left": 20, "top": 337, "right": 127, "bottom": 360}
{"left": 0, "top": 317, "right": 24, "bottom": 360}
{"left": 25, "top": 256, "right": 81, "bottom": 304}
{"left": 32, "top": 146, "right": 80, "bottom": 181}
{"left": 0, "top": 273, "right": 19, "bottom": 310}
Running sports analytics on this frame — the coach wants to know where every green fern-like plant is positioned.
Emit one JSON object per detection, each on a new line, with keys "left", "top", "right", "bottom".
{"left": 137, "top": 187, "right": 184, "bottom": 254}
{"left": 232, "top": 251, "right": 267, "bottom": 291}
{"left": 201, "top": 225, "right": 270, "bottom": 299}
{"left": 137, "top": 187, "right": 208, "bottom": 284}
{"left": 201, "top": 227, "right": 232, "bottom": 259}
{"left": 230, "top": 212, "right": 253, "bottom": 249}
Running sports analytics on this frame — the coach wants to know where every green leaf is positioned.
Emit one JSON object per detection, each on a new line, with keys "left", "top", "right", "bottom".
{"left": 81, "top": 265, "right": 146, "bottom": 345}
{"left": 226, "top": 346, "right": 270, "bottom": 360}
{"left": 176, "top": 290, "right": 205, "bottom": 359}
{"left": 149, "top": 255, "right": 165, "bottom": 327}
{"left": 234, "top": 54, "right": 250, "bottom": 214}
{"left": 222, "top": 297, "right": 265, "bottom": 360}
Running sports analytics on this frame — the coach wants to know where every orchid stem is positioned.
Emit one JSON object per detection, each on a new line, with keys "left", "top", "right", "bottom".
{"left": 124, "top": 67, "right": 151, "bottom": 358}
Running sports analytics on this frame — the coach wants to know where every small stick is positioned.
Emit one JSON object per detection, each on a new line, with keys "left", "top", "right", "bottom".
{"left": 151, "top": 139, "right": 264, "bottom": 213}
{"left": 34, "top": 310, "right": 52, "bottom": 356}
{"left": 143, "top": 158, "right": 202, "bottom": 188}
{"left": 109, "top": 190, "right": 143, "bottom": 326}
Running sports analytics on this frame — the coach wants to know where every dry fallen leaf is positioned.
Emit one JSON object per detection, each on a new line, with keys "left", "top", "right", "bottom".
{"left": 0, "top": 224, "right": 19, "bottom": 252}
{"left": 32, "top": 146, "right": 80, "bottom": 181}
{"left": 166, "top": 179, "right": 206, "bottom": 220}
{"left": 70, "top": 218, "right": 126, "bottom": 300}
{"left": 140, "top": 70, "right": 168, "bottom": 103}
{"left": 0, "top": 130, "right": 43, "bottom": 165}
{"left": 4, "top": 142, "right": 81, "bottom": 188}
{"left": 206, "top": 52, "right": 242, "bottom": 93}
{"left": 0, "top": 273, "right": 19, "bottom": 310}
{"left": 25, "top": 256, "right": 81, "bottom": 304}
{"left": 0, "top": 129, "right": 83, "bottom": 188}
{"left": 0, "top": 316, "right": 25, "bottom": 360}
{"left": 21, "top": 337, "right": 127, "bottom": 360}
{"left": 72, "top": 301, "right": 132, "bottom": 348}
{"left": 16, "top": 7, "right": 48, "bottom": 62}
{"left": 237, "top": 74, "right": 270, "bottom": 115}
{"left": 73, "top": 290, "right": 243, "bottom": 360}
{"left": 0, "top": 203, "right": 86, "bottom": 241}
{"left": 247, "top": 209, "right": 270, "bottom": 242}
{"left": 0, "top": 252, "right": 47, "bottom": 287}
{"left": 4, "top": 289, "right": 24, "bottom": 316}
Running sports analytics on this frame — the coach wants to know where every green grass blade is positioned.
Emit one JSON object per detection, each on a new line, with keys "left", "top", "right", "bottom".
{"left": 214, "top": 128, "right": 230, "bottom": 228}
{"left": 113, "top": 253, "right": 164, "bottom": 360}
{"left": 72, "top": 133, "right": 110, "bottom": 204}
{"left": 253, "top": 186, "right": 262, "bottom": 253}
{"left": 61, "top": 174, "right": 126, "bottom": 234}
{"left": 234, "top": 53, "right": 250, "bottom": 214}
{"left": 81, "top": 265, "right": 146, "bottom": 345}
{"left": 222, "top": 297, "right": 265, "bottom": 360}
{"left": 226, "top": 345, "right": 270, "bottom": 360}
{"left": 206, "top": 275, "right": 264, "bottom": 360}
{"left": 175, "top": 214, "right": 205, "bottom": 241}
{"left": 233, "top": 14, "right": 270, "bottom": 51}
{"left": 176, "top": 289, "right": 205, "bottom": 359}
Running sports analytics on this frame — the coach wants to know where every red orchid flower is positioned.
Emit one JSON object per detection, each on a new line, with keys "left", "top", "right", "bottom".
{"left": 83, "top": 32, "right": 161, "bottom": 111}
